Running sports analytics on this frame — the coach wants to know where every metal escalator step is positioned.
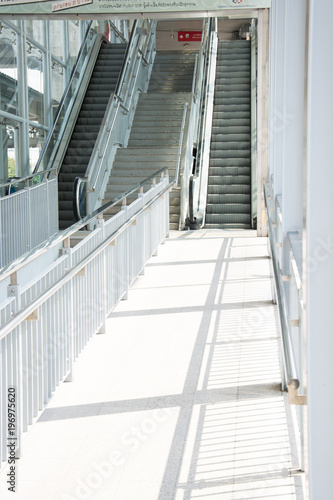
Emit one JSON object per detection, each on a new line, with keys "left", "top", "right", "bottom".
{"left": 211, "top": 133, "right": 250, "bottom": 143}
{"left": 207, "top": 193, "right": 251, "bottom": 204}
{"left": 209, "top": 158, "right": 251, "bottom": 167}
{"left": 204, "top": 223, "right": 252, "bottom": 230}
{"left": 209, "top": 175, "right": 251, "bottom": 186}
{"left": 62, "top": 155, "right": 91, "bottom": 165}
{"left": 214, "top": 104, "right": 250, "bottom": 113}
{"left": 209, "top": 166, "right": 251, "bottom": 176}
{"left": 116, "top": 147, "right": 178, "bottom": 156}
{"left": 58, "top": 187, "right": 74, "bottom": 198}
{"left": 128, "top": 139, "right": 180, "bottom": 147}
{"left": 214, "top": 90, "right": 250, "bottom": 99}
{"left": 218, "top": 77, "right": 250, "bottom": 85}
{"left": 210, "top": 142, "right": 250, "bottom": 151}
{"left": 78, "top": 104, "right": 106, "bottom": 114}
{"left": 214, "top": 84, "right": 250, "bottom": 92}
{"left": 70, "top": 129, "right": 100, "bottom": 140}
{"left": 205, "top": 213, "right": 251, "bottom": 224}
{"left": 214, "top": 97, "right": 251, "bottom": 106}
{"left": 58, "top": 200, "right": 73, "bottom": 210}
{"left": 75, "top": 119, "right": 102, "bottom": 128}
{"left": 65, "top": 146, "right": 94, "bottom": 156}
{"left": 85, "top": 83, "right": 116, "bottom": 92}
{"left": 129, "top": 132, "right": 181, "bottom": 140}
{"left": 212, "top": 125, "right": 250, "bottom": 134}
{"left": 206, "top": 203, "right": 251, "bottom": 215}
{"left": 68, "top": 139, "right": 96, "bottom": 149}
{"left": 212, "top": 121, "right": 250, "bottom": 130}
{"left": 208, "top": 184, "right": 251, "bottom": 195}
{"left": 210, "top": 149, "right": 251, "bottom": 159}
{"left": 213, "top": 113, "right": 250, "bottom": 122}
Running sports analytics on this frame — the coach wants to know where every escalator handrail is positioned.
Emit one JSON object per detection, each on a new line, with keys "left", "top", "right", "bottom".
{"left": 86, "top": 20, "right": 156, "bottom": 193}
{"left": 108, "top": 21, "right": 128, "bottom": 43}
{"left": 114, "top": 19, "right": 138, "bottom": 100}
{"left": 33, "top": 22, "right": 98, "bottom": 175}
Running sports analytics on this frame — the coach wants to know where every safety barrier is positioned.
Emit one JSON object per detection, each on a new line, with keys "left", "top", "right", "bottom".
{"left": 0, "top": 176, "right": 58, "bottom": 269}
{"left": 0, "top": 173, "right": 169, "bottom": 469}
{"left": 264, "top": 180, "right": 305, "bottom": 466}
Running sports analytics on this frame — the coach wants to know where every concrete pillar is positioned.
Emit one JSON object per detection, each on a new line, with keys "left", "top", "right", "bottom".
{"left": 269, "top": 0, "right": 286, "bottom": 201}
{"left": 303, "top": 0, "right": 333, "bottom": 498}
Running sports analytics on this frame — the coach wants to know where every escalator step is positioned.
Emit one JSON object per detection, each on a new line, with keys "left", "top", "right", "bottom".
{"left": 206, "top": 203, "right": 251, "bottom": 215}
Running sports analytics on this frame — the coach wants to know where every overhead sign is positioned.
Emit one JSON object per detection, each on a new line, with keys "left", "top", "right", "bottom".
{"left": 178, "top": 31, "right": 202, "bottom": 42}
{"left": 0, "top": 0, "right": 271, "bottom": 16}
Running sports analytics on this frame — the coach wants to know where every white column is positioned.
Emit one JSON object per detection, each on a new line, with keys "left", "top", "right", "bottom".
{"left": 304, "top": 0, "right": 333, "bottom": 498}
{"left": 281, "top": 0, "right": 306, "bottom": 272}
{"left": 269, "top": 0, "right": 286, "bottom": 202}
{"left": 256, "top": 8, "right": 269, "bottom": 237}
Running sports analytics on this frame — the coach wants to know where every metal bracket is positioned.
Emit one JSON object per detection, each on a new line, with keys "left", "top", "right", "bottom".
{"left": 25, "top": 308, "right": 39, "bottom": 321}
{"left": 75, "top": 266, "right": 86, "bottom": 277}
{"left": 288, "top": 385, "right": 307, "bottom": 405}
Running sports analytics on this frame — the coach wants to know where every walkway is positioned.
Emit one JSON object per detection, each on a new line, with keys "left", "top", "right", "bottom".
{"left": 0, "top": 230, "right": 303, "bottom": 500}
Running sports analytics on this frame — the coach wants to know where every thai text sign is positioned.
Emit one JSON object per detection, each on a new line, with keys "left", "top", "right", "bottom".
{"left": 0, "top": 0, "right": 271, "bottom": 16}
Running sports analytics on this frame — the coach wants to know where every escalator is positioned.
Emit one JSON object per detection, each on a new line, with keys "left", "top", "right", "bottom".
{"left": 205, "top": 40, "right": 252, "bottom": 230}
{"left": 58, "top": 42, "right": 127, "bottom": 229}
{"left": 102, "top": 51, "right": 197, "bottom": 228}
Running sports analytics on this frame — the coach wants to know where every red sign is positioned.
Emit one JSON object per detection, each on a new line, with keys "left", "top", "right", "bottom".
{"left": 178, "top": 31, "right": 202, "bottom": 42}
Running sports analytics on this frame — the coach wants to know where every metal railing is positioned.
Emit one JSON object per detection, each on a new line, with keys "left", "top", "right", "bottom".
{"left": 175, "top": 103, "right": 189, "bottom": 187}
{"left": 0, "top": 167, "right": 171, "bottom": 470}
{"left": 0, "top": 170, "right": 58, "bottom": 269}
{"left": 264, "top": 181, "right": 305, "bottom": 406}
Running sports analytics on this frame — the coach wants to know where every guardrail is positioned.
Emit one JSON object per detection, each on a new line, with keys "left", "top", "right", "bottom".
{"left": 0, "top": 167, "right": 171, "bottom": 470}
{"left": 264, "top": 181, "right": 305, "bottom": 406}
{"left": 0, "top": 170, "right": 58, "bottom": 269}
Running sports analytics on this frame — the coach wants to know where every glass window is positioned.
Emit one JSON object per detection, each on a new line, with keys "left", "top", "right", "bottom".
{"left": 69, "top": 21, "right": 81, "bottom": 68}
{"left": 25, "top": 20, "right": 44, "bottom": 45}
{"left": 27, "top": 43, "right": 44, "bottom": 123}
{"left": 29, "top": 126, "right": 45, "bottom": 173}
{"left": 0, "top": 30, "right": 18, "bottom": 116}
{"left": 51, "top": 58, "right": 64, "bottom": 116}
{"left": 50, "top": 21, "right": 64, "bottom": 61}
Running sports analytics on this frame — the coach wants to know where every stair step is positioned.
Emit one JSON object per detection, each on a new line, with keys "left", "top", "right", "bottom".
{"left": 209, "top": 166, "right": 251, "bottom": 176}
{"left": 208, "top": 184, "right": 251, "bottom": 195}
{"left": 205, "top": 223, "right": 252, "bottom": 230}
{"left": 206, "top": 203, "right": 251, "bottom": 214}
{"left": 208, "top": 175, "right": 251, "bottom": 185}
{"left": 212, "top": 125, "right": 250, "bottom": 134}
{"left": 209, "top": 158, "right": 251, "bottom": 167}
{"left": 210, "top": 142, "right": 250, "bottom": 151}
{"left": 207, "top": 194, "right": 251, "bottom": 204}
{"left": 205, "top": 213, "right": 251, "bottom": 224}
{"left": 211, "top": 133, "right": 250, "bottom": 143}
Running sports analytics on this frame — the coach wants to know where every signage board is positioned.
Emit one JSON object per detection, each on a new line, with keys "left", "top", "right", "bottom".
{"left": 0, "top": 0, "right": 271, "bottom": 16}
{"left": 178, "top": 31, "right": 203, "bottom": 42}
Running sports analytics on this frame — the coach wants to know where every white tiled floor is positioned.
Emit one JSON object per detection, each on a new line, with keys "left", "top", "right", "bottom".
{"left": 0, "top": 230, "right": 303, "bottom": 500}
